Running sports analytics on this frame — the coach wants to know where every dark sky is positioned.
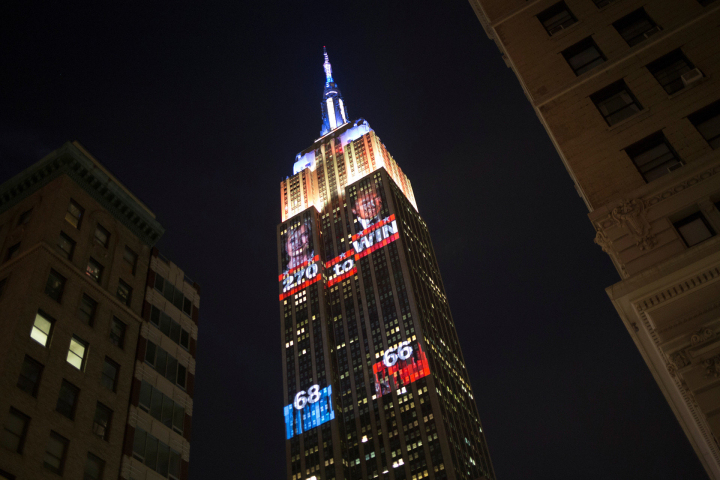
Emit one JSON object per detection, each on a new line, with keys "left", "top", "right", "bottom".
{"left": 0, "top": 1, "right": 708, "bottom": 479}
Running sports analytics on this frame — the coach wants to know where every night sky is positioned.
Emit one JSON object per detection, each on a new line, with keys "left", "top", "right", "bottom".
{"left": 0, "top": 1, "right": 708, "bottom": 479}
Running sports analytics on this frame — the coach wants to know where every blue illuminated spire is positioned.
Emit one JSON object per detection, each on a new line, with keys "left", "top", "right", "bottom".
{"left": 320, "top": 47, "right": 349, "bottom": 136}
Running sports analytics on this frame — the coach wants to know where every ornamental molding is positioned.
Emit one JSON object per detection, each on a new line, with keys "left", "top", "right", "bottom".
{"left": 634, "top": 264, "right": 720, "bottom": 314}
{"left": 611, "top": 198, "right": 656, "bottom": 250}
{"left": 646, "top": 164, "right": 720, "bottom": 207}
{"left": 594, "top": 229, "right": 628, "bottom": 277}
{"left": 704, "top": 355, "right": 720, "bottom": 379}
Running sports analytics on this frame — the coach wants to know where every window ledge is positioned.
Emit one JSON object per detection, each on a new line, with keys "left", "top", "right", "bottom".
{"left": 548, "top": 20, "right": 583, "bottom": 41}
{"left": 668, "top": 75, "right": 711, "bottom": 100}
{"left": 607, "top": 108, "right": 652, "bottom": 132}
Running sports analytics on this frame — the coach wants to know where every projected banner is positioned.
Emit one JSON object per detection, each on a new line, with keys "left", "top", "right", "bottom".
{"left": 283, "top": 385, "right": 335, "bottom": 439}
{"left": 372, "top": 341, "right": 430, "bottom": 398}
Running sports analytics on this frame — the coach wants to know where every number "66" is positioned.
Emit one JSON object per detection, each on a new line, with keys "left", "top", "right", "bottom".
{"left": 383, "top": 342, "right": 413, "bottom": 367}
{"left": 293, "top": 385, "right": 321, "bottom": 410}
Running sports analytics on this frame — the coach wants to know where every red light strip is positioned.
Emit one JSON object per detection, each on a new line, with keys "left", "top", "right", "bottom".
{"left": 326, "top": 266, "right": 357, "bottom": 287}
{"left": 279, "top": 275, "right": 321, "bottom": 301}
{"left": 355, "top": 232, "right": 399, "bottom": 261}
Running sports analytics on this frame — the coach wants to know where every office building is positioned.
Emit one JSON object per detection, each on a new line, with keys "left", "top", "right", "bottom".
{"left": 467, "top": 0, "right": 720, "bottom": 476}
{"left": 0, "top": 142, "right": 199, "bottom": 480}
{"left": 278, "top": 50, "right": 495, "bottom": 480}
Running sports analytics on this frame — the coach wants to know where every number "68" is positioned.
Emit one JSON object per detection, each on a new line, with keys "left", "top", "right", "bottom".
{"left": 383, "top": 342, "right": 413, "bottom": 367}
{"left": 294, "top": 385, "right": 321, "bottom": 410}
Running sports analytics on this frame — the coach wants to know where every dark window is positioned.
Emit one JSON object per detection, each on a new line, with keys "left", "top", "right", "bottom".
{"left": 43, "top": 431, "right": 68, "bottom": 474}
{"left": 110, "top": 318, "right": 126, "bottom": 348}
{"left": 57, "top": 232, "right": 76, "bottom": 260}
{"left": 150, "top": 305, "right": 191, "bottom": 348}
{"left": 4, "top": 243, "right": 20, "bottom": 263}
{"left": 101, "top": 358, "right": 119, "bottom": 392}
{"left": 613, "top": 9, "right": 660, "bottom": 46}
{"left": 132, "top": 428, "right": 181, "bottom": 478}
{"left": 138, "top": 381, "right": 184, "bottom": 435}
{"left": 85, "top": 453, "right": 105, "bottom": 480}
{"left": 180, "top": 329, "right": 190, "bottom": 350}
{"left": 647, "top": 49, "right": 696, "bottom": 95}
{"left": 145, "top": 341, "right": 187, "bottom": 389}
{"left": 56, "top": 380, "right": 79, "bottom": 419}
{"left": 45, "top": 269, "right": 66, "bottom": 302}
{"left": 92, "top": 403, "right": 112, "bottom": 441}
{"left": 688, "top": 100, "right": 720, "bottom": 149}
{"left": 0, "top": 277, "right": 6, "bottom": 298}
{"left": 182, "top": 297, "right": 192, "bottom": 316}
{"left": 562, "top": 37, "right": 605, "bottom": 75}
{"left": 592, "top": 0, "right": 618, "bottom": 7}
{"left": 590, "top": 80, "right": 642, "bottom": 126}
{"left": 625, "top": 132, "right": 682, "bottom": 182}
{"left": 94, "top": 224, "right": 110, "bottom": 247}
{"left": 116, "top": 280, "right": 132, "bottom": 306}
{"left": 674, "top": 212, "right": 716, "bottom": 247}
{"left": 537, "top": 2, "right": 576, "bottom": 35}
{"left": 123, "top": 247, "right": 137, "bottom": 275}
{"left": 78, "top": 294, "right": 98, "bottom": 325}
{"left": 31, "top": 311, "right": 54, "bottom": 347}
{"left": 698, "top": 0, "right": 717, "bottom": 6}
{"left": 0, "top": 468, "right": 16, "bottom": 480}
{"left": 17, "top": 209, "right": 33, "bottom": 226}
{"left": 1, "top": 408, "right": 30, "bottom": 453}
{"left": 67, "top": 335, "right": 88, "bottom": 370}
{"left": 86, "top": 258, "right": 103, "bottom": 283}
{"left": 65, "top": 200, "right": 84, "bottom": 229}
{"left": 17, "top": 355, "right": 43, "bottom": 397}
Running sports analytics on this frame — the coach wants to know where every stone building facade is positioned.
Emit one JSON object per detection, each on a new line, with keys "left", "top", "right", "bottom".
{"left": 0, "top": 141, "right": 199, "bottom": 480}
{"left": 467, "top": 0, "right": 720, "bottom": 476}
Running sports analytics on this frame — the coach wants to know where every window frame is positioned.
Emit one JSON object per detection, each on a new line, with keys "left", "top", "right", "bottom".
{"left": 94, "top": 224, "right": 110, "bottom": 248}
{"left": 1, "top": 408, "right": 30, "bottom": 454}
{"left": 647, "top": 49, "right": 696, "bottom": 95}
{"left": 86, "top": 258, "right": 104, "bottom": 283}
{"left": 562, "top": 37, "right": 606, "bottom": 76}
{"left": 590, "top": 80, "right": 643, "bottom": 126}
{"left": 116, "top": 279, "right": 132, "bottom": 306}
{"left": 17, "top": 209, "right": 33, "bottom": 226}
{"left": 537, "top": 1, "right": 577, "bottom": 36}
{"left": 612, "top": 8, "right": 659, "bottom": 47}
{"left": 4, "top": 243, "right": 20, "bottom": 263}
{"left": 101, "top": 357, "right": 120, "bottom": 392}
{"left": 123, "top": 246, "right": 138, "bottom": 275}
{"left": 17, "top": 355, "right": 43, "bottom": 397}
{"left": 43, "top": 431, "right": 69, "bottom": 475}
{"left": 85, "top": 452, "right": 105, "bottom": 480}
{"left": 92, "top": 402, "right": 113, "bottom": 441}
{"left": 67, "top": 335, "right": 89, "bottom": 371}
{"left": 31, "top": 310, "right": 55, "bottom": 347}
{"left": 688, "top": 99, "right": 720, "bottom": 150}
{"left": 45, "top": 269, "right": 67, "bottom": 303}
{"left": 110, "top": 317, "right": 127, "bottom": 348}
{"left": 57, "top": 232, "right": 76, "bottom": 260}
{"left": 65, "top": 199, "right": 84, "bottom": 229}
{"left": 78, "top": 294, "right": 98, "bottom": 326}
{"left": 625, "top": 131, "right": 683, "bottom": 182}
{"left": 56, "top": 380, "right": 80, "bottom": 420}
{"left": 673, "top": 212, "right": 717, "bottom": 248}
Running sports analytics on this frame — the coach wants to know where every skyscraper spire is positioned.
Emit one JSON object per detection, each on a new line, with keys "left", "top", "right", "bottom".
{"left": 320, "top": 47, "right": 349, "bottom": 136}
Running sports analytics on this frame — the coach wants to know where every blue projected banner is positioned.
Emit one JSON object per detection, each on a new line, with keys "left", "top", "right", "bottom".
{"left": 284, "top": 385, "right": 335, "bottom": 439}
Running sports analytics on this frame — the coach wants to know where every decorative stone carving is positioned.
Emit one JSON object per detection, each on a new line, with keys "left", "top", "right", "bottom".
{"left": 691, "top": 328, "right": 715, "bottom": 346}
{"left": 703, "top": 355, "right": 720, "bottom": 378}
{"left": 670, "top": 350, "right": 691, "bottom": 369}
{"left": 593, "top": 229, "right": 628, "bottom": 277}
{"left": 611, "top": 199, "right": 656, "bottom": 250}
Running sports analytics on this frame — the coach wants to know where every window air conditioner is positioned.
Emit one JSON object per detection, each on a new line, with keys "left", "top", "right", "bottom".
{"left": 681, "top": 68, "right": 703, "bottom": 87}
{"left": 548, "top": 25, "right": 564, "bottom": 35}
{"left": 668, "top": 162, "right": 684, "bottom": 173}
{"left": 643, "top": 25, "right": 662, "bottom": 39}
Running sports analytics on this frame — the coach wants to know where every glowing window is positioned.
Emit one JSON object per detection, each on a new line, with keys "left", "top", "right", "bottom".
{"left": 30, "top": 311, "right": 54, "bottom": 347}
{"left": 86, "top": 258, "right": 103, "bottom": 283}
{"left": 67, "top": 336, "right": 88, "bottom": 370}
{"left": 65, "top": 200, "right": 84, "bottom": 229}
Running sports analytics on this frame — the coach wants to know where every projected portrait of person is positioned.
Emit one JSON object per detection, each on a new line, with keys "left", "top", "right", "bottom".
{"left": 352, "top": 189, "right": 383, "bottom": 230}
{"left": 284, "top": 221, "right": 314, "bottom": 274}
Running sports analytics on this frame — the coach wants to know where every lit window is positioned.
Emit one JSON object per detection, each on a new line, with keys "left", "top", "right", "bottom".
{"left": 85, "top": 453, "right": 105, "bottom": 480}
{"left": 688, "top": 100, "right": 720, "bottom": 150}
{"left": 78, "top": 294, "right": 97, "bottom": 325}
{"left": 43, "top": 431, "right": 68, "bottom": 474}
{"left": 57, "top": 232, "right": 76, "bottom": 260}
{"left": 613, "top": 9, "right": 660, "bottom": 46}
{"left": 86, "top": 258, "right": 103, "bottom": 283}
{"left": 110, "top": 318, "right": 126, "bottom": 348}
{"left": 674, "top": 212, "right": 716, "bottom": 247}
{"left": 625, "top": 132, "right": 682, "bottom": 182}
{"left": 116, "top": 280, "right": 132, "bottom": 306}
{"left": 92, "top": 403, "right": 112, "bottom": 441}
{"left": 537, "top": 2, "right": 576, "bottom": 36}
{"left": 1, "top": 408, "right": 30, "bottom": 454}
{"left": 123, "top": 247, "right": 138, "bottom": 275}
{"left": 67, "top": 336, "right": 88, "bottom": 370}
{"left": 647, "top": 49, "right": 696, "bottom": 95}
{"left": 45, "top": 269, "right": 66, "bottom": 302}
{"left": 101, "top": 358, "right": 119, "bottom": 392}
{"left": 590, "top": 80, "right": 642, "bottom": 126}
{"left": 17, "top": 355, "right": 43, "bottom": 397}
{"left": 562, "top": 37, "right": 605, "bottom": 76}
{"left": 30, "top": 311, "right": 54, "bottom": 347}
{"left": 65, "top": 200, "right": 84, "bottom": 229}
{"left": 94, "top": 224, "right": 110, "bottom": 247}
{"left": 4, "top": 243, "right": 20, "bottom": 263}
{"left": 56, "top": 380, "right": 79, "bottom": 420}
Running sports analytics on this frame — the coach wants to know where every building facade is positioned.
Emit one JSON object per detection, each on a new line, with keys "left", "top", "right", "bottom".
{"left": 0, "top": 142, "right": 199, "bottom": 480}
{"left": 467, "top": 0, "right": 720, "bottom": 476}
{"left": 278, "top": 50, "right": 495, "bottom": 480}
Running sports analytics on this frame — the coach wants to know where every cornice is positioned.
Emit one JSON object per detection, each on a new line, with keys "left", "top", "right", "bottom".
{"left": 0, "top": 142, "right": 164, "bottom": 246}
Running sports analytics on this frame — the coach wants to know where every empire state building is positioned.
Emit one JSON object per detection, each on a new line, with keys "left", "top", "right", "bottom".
{"left": 278, "top": 49, "right": 495, "bottom": 480}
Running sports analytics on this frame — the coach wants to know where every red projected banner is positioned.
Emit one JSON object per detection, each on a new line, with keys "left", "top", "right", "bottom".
{"left": 351, "top": 215, "right": 398, "bottom": 259}
{"left": 325, "top": 250, "right": 357, "bottom": 287}
{"left": 372, "top": 341, "right": 430, "bottom": 398}
{"left": 279, "top": 255, "right": 321, "bottom": 301}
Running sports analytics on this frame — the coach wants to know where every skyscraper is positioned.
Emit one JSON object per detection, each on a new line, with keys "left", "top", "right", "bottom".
{"left": 467, "top": 0, "right": 720, "bottom": 477}
{"left": 278, "top": 50, "right": 495, "bottom": 480}
{"left": 0, "top": 142, "right": 199, "bottom": 480}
